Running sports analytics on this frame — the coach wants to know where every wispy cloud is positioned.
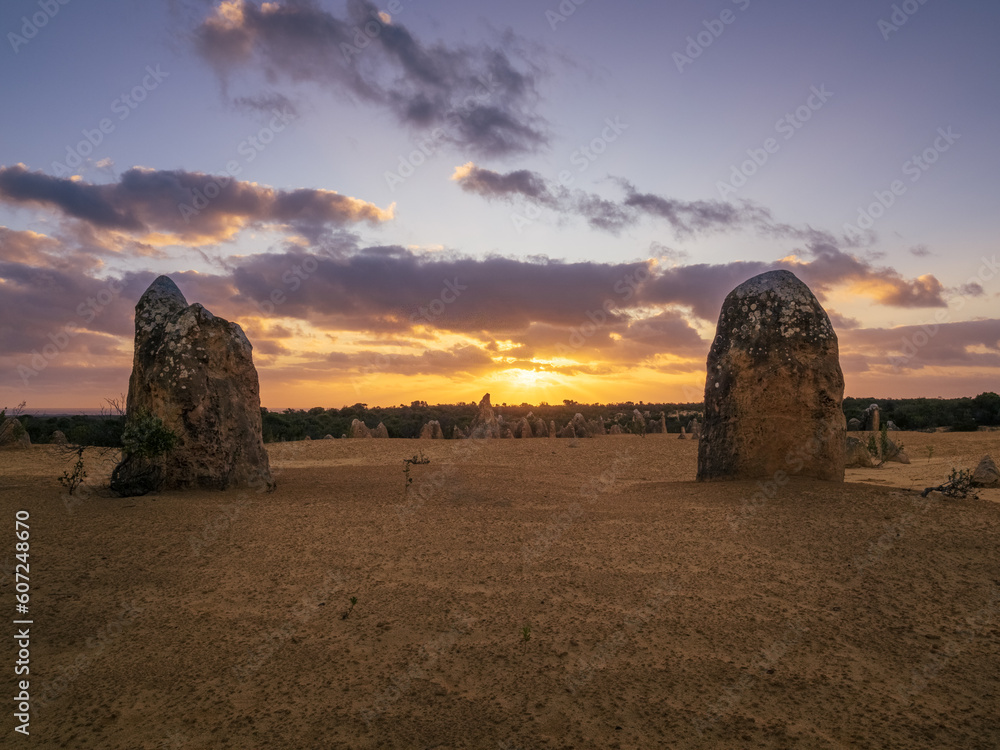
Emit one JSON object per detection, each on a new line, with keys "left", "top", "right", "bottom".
{"left": 195, "top": 0, "right": 549, "bottom": 157}
{"left": 453, "top": 162, "right": 777, "bottom": 237}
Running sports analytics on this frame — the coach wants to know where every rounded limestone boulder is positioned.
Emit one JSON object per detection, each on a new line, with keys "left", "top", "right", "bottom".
{"left": 697, "top": 270, "right": 846, "bottom": 482}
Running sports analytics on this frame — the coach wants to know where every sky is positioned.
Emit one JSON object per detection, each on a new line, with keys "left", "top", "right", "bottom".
{"left": 0, "top": 0, "right": 998, "bottom": 410}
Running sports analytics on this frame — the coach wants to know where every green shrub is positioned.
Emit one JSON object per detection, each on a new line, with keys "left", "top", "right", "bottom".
{"left": 121, "top": 409, "right": 177, "bottom": 458}
{"left": 110, "top": 409, "right": 178, "bottom": 497}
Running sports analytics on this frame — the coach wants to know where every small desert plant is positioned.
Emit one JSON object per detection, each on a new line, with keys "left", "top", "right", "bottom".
{"left": 402, "top": 451, "right": 431, "bottom": 496}
{"left": 866, "top": 432, "right": 879, "bottom": 458}
{"left": 342, "top": 596, "right": 358, "bottom": 620}
{"left": 521, "top": 624, "right": 531, "bottom": 643}
{"left": 110, "top": 409, "right": 178, "bottom": 497}
{"left": 0, "top": 401, "right": 27, "bottom": 439}
{"left": 121, "top": 409, "right": 178, "bottom": 459}
{"left": 628, "top": 418, "right": 647, "bottom": 438}
{"left": 58, "top": 446, "right": 88, "bottom": 495}
{"left": 866, "top": 425, "right": 902, "bottom": 466}
{"left": 926, "top": 445, "right": 935, "bottom": 463}
{"left": 921, "top": 468, "right": 978, "bottom": 500}
{"left": 2, "top": 401, "right": 26, "bottom": 419}
{"left": 879, "top": 422, "right": 891, "bottom": 460}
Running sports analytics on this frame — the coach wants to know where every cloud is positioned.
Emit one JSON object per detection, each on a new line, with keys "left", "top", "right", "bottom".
{"left": 195, "top": 0, "right": 548, "bottom": 157}
{"left": 958, "top": 282, "right": 984, "bottom": 298}
{"left": 0, "top": 238, "right": 964, "bottom": 398}
{"left": 843, "top": 319, "right": 1000, "bottom": 371}
{"left": 450, "top": 162, "right": 557, "bottom": 205}
{"left": 827, "top": 310, "right": 861, "bottom": 330}
{"left": 617, "top": 179, "right": 772, "bottom": 236}
{"left": 229, "top": 245, "right": 648, "bottom": 333}
{"left": 0, "top": 164, "right": 393, "bottom": 245}
{"left": 0, "top": 261, "right": 144, "bottom": 403}
{"left": 327, "top": 345, "right": 495, "bottom": 378}
{"left": 452, "top": 163, "right": 781, "bottom": 237}
{"left": 639, "top": 244, "right": 949, "bottom": 320}
{"left": 218, "top": 242, "right": 951, "bottom": 345}
{"left": 232, "top": 91, "right": 300, "bottom": 119}
{"left": 0, "top": 227, "right": 63, "bottom": 266}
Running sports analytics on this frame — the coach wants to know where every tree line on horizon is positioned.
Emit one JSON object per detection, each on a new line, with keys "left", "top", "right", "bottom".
{"left": 7, "top": 393, "right": 1000, "bottom": 446}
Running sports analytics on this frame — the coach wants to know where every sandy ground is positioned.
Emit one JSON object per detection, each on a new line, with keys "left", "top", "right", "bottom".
{"left": 1, "top": 431, "right": 998, "bottom": 749}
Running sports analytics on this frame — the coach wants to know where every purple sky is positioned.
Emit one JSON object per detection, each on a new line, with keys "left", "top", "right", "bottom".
{"left": 1, "top": 0, "right": 998, "bottom": 408}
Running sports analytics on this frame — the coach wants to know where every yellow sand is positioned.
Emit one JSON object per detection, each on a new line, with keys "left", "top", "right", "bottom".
{"left": 1, "top": 431, "right": 997, "bottom": 748}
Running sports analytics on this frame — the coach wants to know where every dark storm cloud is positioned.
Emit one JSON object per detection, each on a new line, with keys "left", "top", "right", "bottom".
{"left": 0, "top": 165, "right": 392, "bottom": 244}
{"left": 1, "top": 231, "right": 951, "bottom": 368}
{"left": 223, "top": 240, "right": 949, "bottom": 344}
{"left": 195, "top": 0, "right": 548, "bottom": 157}
{"left": 637, "top": 260, "right": 770, "bottom": 320}
{"left": 616, "top": 310, "right": 707, "bottom": 354}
